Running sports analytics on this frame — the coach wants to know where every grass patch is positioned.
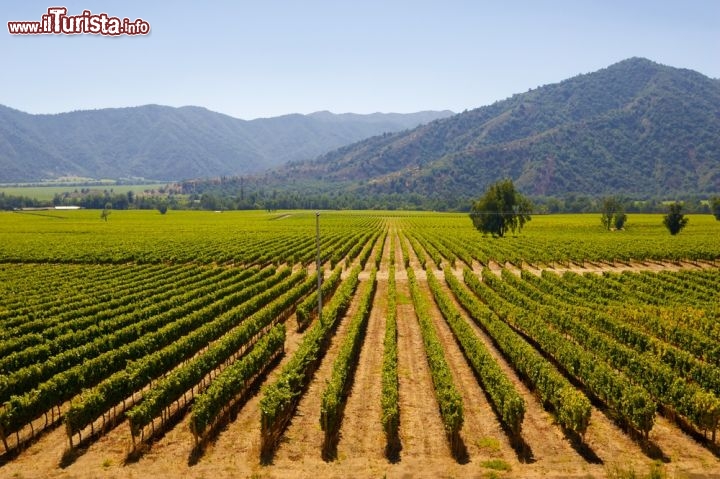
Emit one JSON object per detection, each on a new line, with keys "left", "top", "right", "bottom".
{"left": 476, "top": 436, "right": 501, "bottom": 453}
{"left": 481, "top": 458, "right": 511, "bottom": 471}
{"left": 606, "top": 461, "right": 666, "bottom": 479}
{"left": 395, "top": 292, "right": 411, "bottom": 305}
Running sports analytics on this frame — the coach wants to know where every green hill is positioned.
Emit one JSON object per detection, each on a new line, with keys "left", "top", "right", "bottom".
{"left": 271, "top": 58, "right": 720, "bottom": 201}
{"left": 0, "top": 105, "right": 452, "bottom": 182}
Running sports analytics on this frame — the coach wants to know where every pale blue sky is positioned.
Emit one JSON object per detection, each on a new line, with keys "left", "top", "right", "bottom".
{"left": 2, "top": 1, "right": 718, "bottom": 119}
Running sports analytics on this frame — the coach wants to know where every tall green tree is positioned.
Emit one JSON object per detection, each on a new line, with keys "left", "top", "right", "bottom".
{"left": 100, "top": 202, "right": 111, "bottom": 222}
{"left": 470, "top": 179, "right": 532, "bottom": 237}
{"left": 711, "top": 197, "right": 720, "bottom": 221}
{"left": 663, "top": 202, "right": 689, "bottom": 235}
{"left": 601, "top": 197, "right": 627, "bottom": 230}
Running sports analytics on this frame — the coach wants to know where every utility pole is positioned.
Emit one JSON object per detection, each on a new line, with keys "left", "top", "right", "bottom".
{"left": 316, "top": 211, "right": 322, "bottom": 325}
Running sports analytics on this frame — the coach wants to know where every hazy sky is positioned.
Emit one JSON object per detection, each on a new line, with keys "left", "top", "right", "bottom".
{"left": 2, "top": 1, "right": 718, "bottom": 119}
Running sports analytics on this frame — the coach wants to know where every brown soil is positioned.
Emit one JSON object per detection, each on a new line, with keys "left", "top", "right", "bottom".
{"left": 335, "top": 232, "right": 388, "bottom": 462}
{"left": 391, "top": 276, "right": 453, "bottom": 468}
{"left": 269, "top": 281, "right": 369, "bottom": 469}
{"left": 417, "top": 274, "right": 515, "bottom": 464}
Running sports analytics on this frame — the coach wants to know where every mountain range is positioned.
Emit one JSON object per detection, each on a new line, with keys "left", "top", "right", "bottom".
{"left": 3, "top": 57, "right": 719, "bottom": 203}
{"left": 268, "top": 57, "right": 720, "bottom": 200}
{"left": 0, "top": 106, "right": 453, "bottom": 182}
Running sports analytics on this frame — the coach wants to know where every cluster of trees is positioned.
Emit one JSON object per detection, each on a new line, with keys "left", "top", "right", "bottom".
{"left": 471, "top": 180, "right": 715, "bottom": 237}
{"left": 713, "top": 197, "right": 720, "bottom": 220}
{"left": 600, "top": 197, "right": 627, "bottom": 230}
{"left": 0, "top": 192, "right": 44, "bottom": 210}
{"left": 534, "top": 195, "right": 718, "bottom": 215}
{"left": 3, "top": 178, "right": 720, "bottom": 223}
{"left": 185, "top": 174, "right": 720, "bottom": 214}
{"left": 50, "top": 191, "right": 179, "bottom": 211}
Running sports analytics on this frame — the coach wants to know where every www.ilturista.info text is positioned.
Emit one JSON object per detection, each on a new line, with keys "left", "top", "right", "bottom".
{"left": 8, "top": 7, "right": 150, "bottom": 35}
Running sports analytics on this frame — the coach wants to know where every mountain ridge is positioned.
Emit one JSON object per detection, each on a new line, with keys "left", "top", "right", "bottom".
{"left": 0, "top": 105, "right": 453, "bottom": 182}
{"left": 268, "top": 57, "right": 720, "bottom": 201}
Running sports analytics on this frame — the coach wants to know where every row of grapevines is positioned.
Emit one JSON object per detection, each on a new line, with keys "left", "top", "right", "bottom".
{"left": 0, "top": 267, "right": 264, "bottom": 375}
{"left": 329, "top": 231, "right": 368, "bottom": 268}
{"left": 620, "top": 270, "right": 714, "bottom": 306}
{"left": 495, "top": 270, "right": 720, "bottom": 440}
{"left": 64, "top": 268, "right": 302, "bottom": 441}
{"left": 381, "top": 259, "right": 400, "bottom": 455}
{"left": 129, "top": 269, "right": 312, "bottom": 442}
{"left": 405, "top": 236, "right": 427, "bottom": 269}
{"left": 411, "top": 228, "right": 458, "bottom": 269}
{"left": 296, "top": 265, "right": 343, "bottom": 331}
{"left": 0, "top": 263, "right": 184, "bottom": 334}
{"left": 521, "top": 270, "right": 610, "bottom": 308}
{"left": 522, "top": 272, "right": 720, "bottom": 366}
{"left": 430, "top": 231, "right": 472, "bottom": 267}
{"left": 320, "top": 267, "right": 378, "bottom": 452}
{"left": 425, "top": 268, "right": 526, "bottom": 437}
{"left": 409, "top": 233, "right": 444, "bottom": 269}
{"left": 0, "top": 267, "right": 277, "bottom": 445}
{"left": 426, "top": 232, "right": 460, "bottom": 268}
{"left": 269, "top": 234, "right": 319, "bottom": 266}
{"left": 0, "top": 264, "right": 199, "bottom": 353}
{"left": 356, "top": 231, "right": 382, "bottom": 269}
{"left": 340, "top": 231, "right": 376, "bottom": 269}
{"left": 509, "top": 270, "right": 720, "bottom": 393}
{"left": 5, "top": 263, "right": 224, "bottom": 336}
{"left": 444, "top": 269, "right": 591, "bottom": 436}
{"left": 398, "top": 231, "right": 410, "bottom": 268}
{"left": 259, "top": 265, "right": 361, "bottom": 461}
{"left": 0, "top": 263, "right": 175, "bottom": 327}
{"left": 371, "top": 229, "right": 387, "bottom": 270}
{"left": 188, "top": 324, "right": 286, "bottom": 443}
{"left": 675, "top": 268, "right": 720, "bottom": 294}
{"left": 0, "top": 267, "right": 272, "bottom": 403}
{"left": 591, "top": 272, "right": 681, "bottom": 307}
{"left": 0, "top": 263, "right": 123, "bottom": 317}
{"left": 405, "top": 267, "right": 464, "bottom": 454}
{"left": 609, "top": 304, "right": 720, "bottom": 367}
{"left": 465, "top": 269, "right": 656, "bottom": 437}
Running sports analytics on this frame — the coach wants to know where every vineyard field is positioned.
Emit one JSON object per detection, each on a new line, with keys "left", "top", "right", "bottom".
{"left": 0, "top": 209, "right": 719, "bottom": 478}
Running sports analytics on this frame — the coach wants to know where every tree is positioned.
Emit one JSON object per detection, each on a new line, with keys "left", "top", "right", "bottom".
{"left": 601, "top": 197, "right": 627, "bottom": 230}
{"left": 100, "top": 202, "right": 111, "bottom": 221}
{"left": 711, "top": 197, "right": 720, "bottom": 221}
{"left": 663, "top": 202, "right": 688, "bottom": 235}
{"left": 470, "top": 179, "right": 532, "bottom": 237}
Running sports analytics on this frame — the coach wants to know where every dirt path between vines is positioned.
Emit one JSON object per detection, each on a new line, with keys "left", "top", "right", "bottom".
{"left": 421, "top": 241, "right": 720, "bottom": 477}
{"left": 309, "top": 242, "right": 387, "bottom": 475}
{"left": 268, "top": 277, "right": 369, "bottom": 474}
{"left": 444, "top": 261, "right": 720, "bottom": 478}
{"left": 374, "top": 230, "right": 455, "bottom": 474}
{"left": 433, "top": 267, "right": 636, "bottom": 477}
{"left": 335, "top": 228, "right": 389, "bottom": 463}
{"left": 392, "top": 278, "right": 451, "bottom": 465}
{"left": 417, "top": 274, "right": 515, "bottom": 462}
